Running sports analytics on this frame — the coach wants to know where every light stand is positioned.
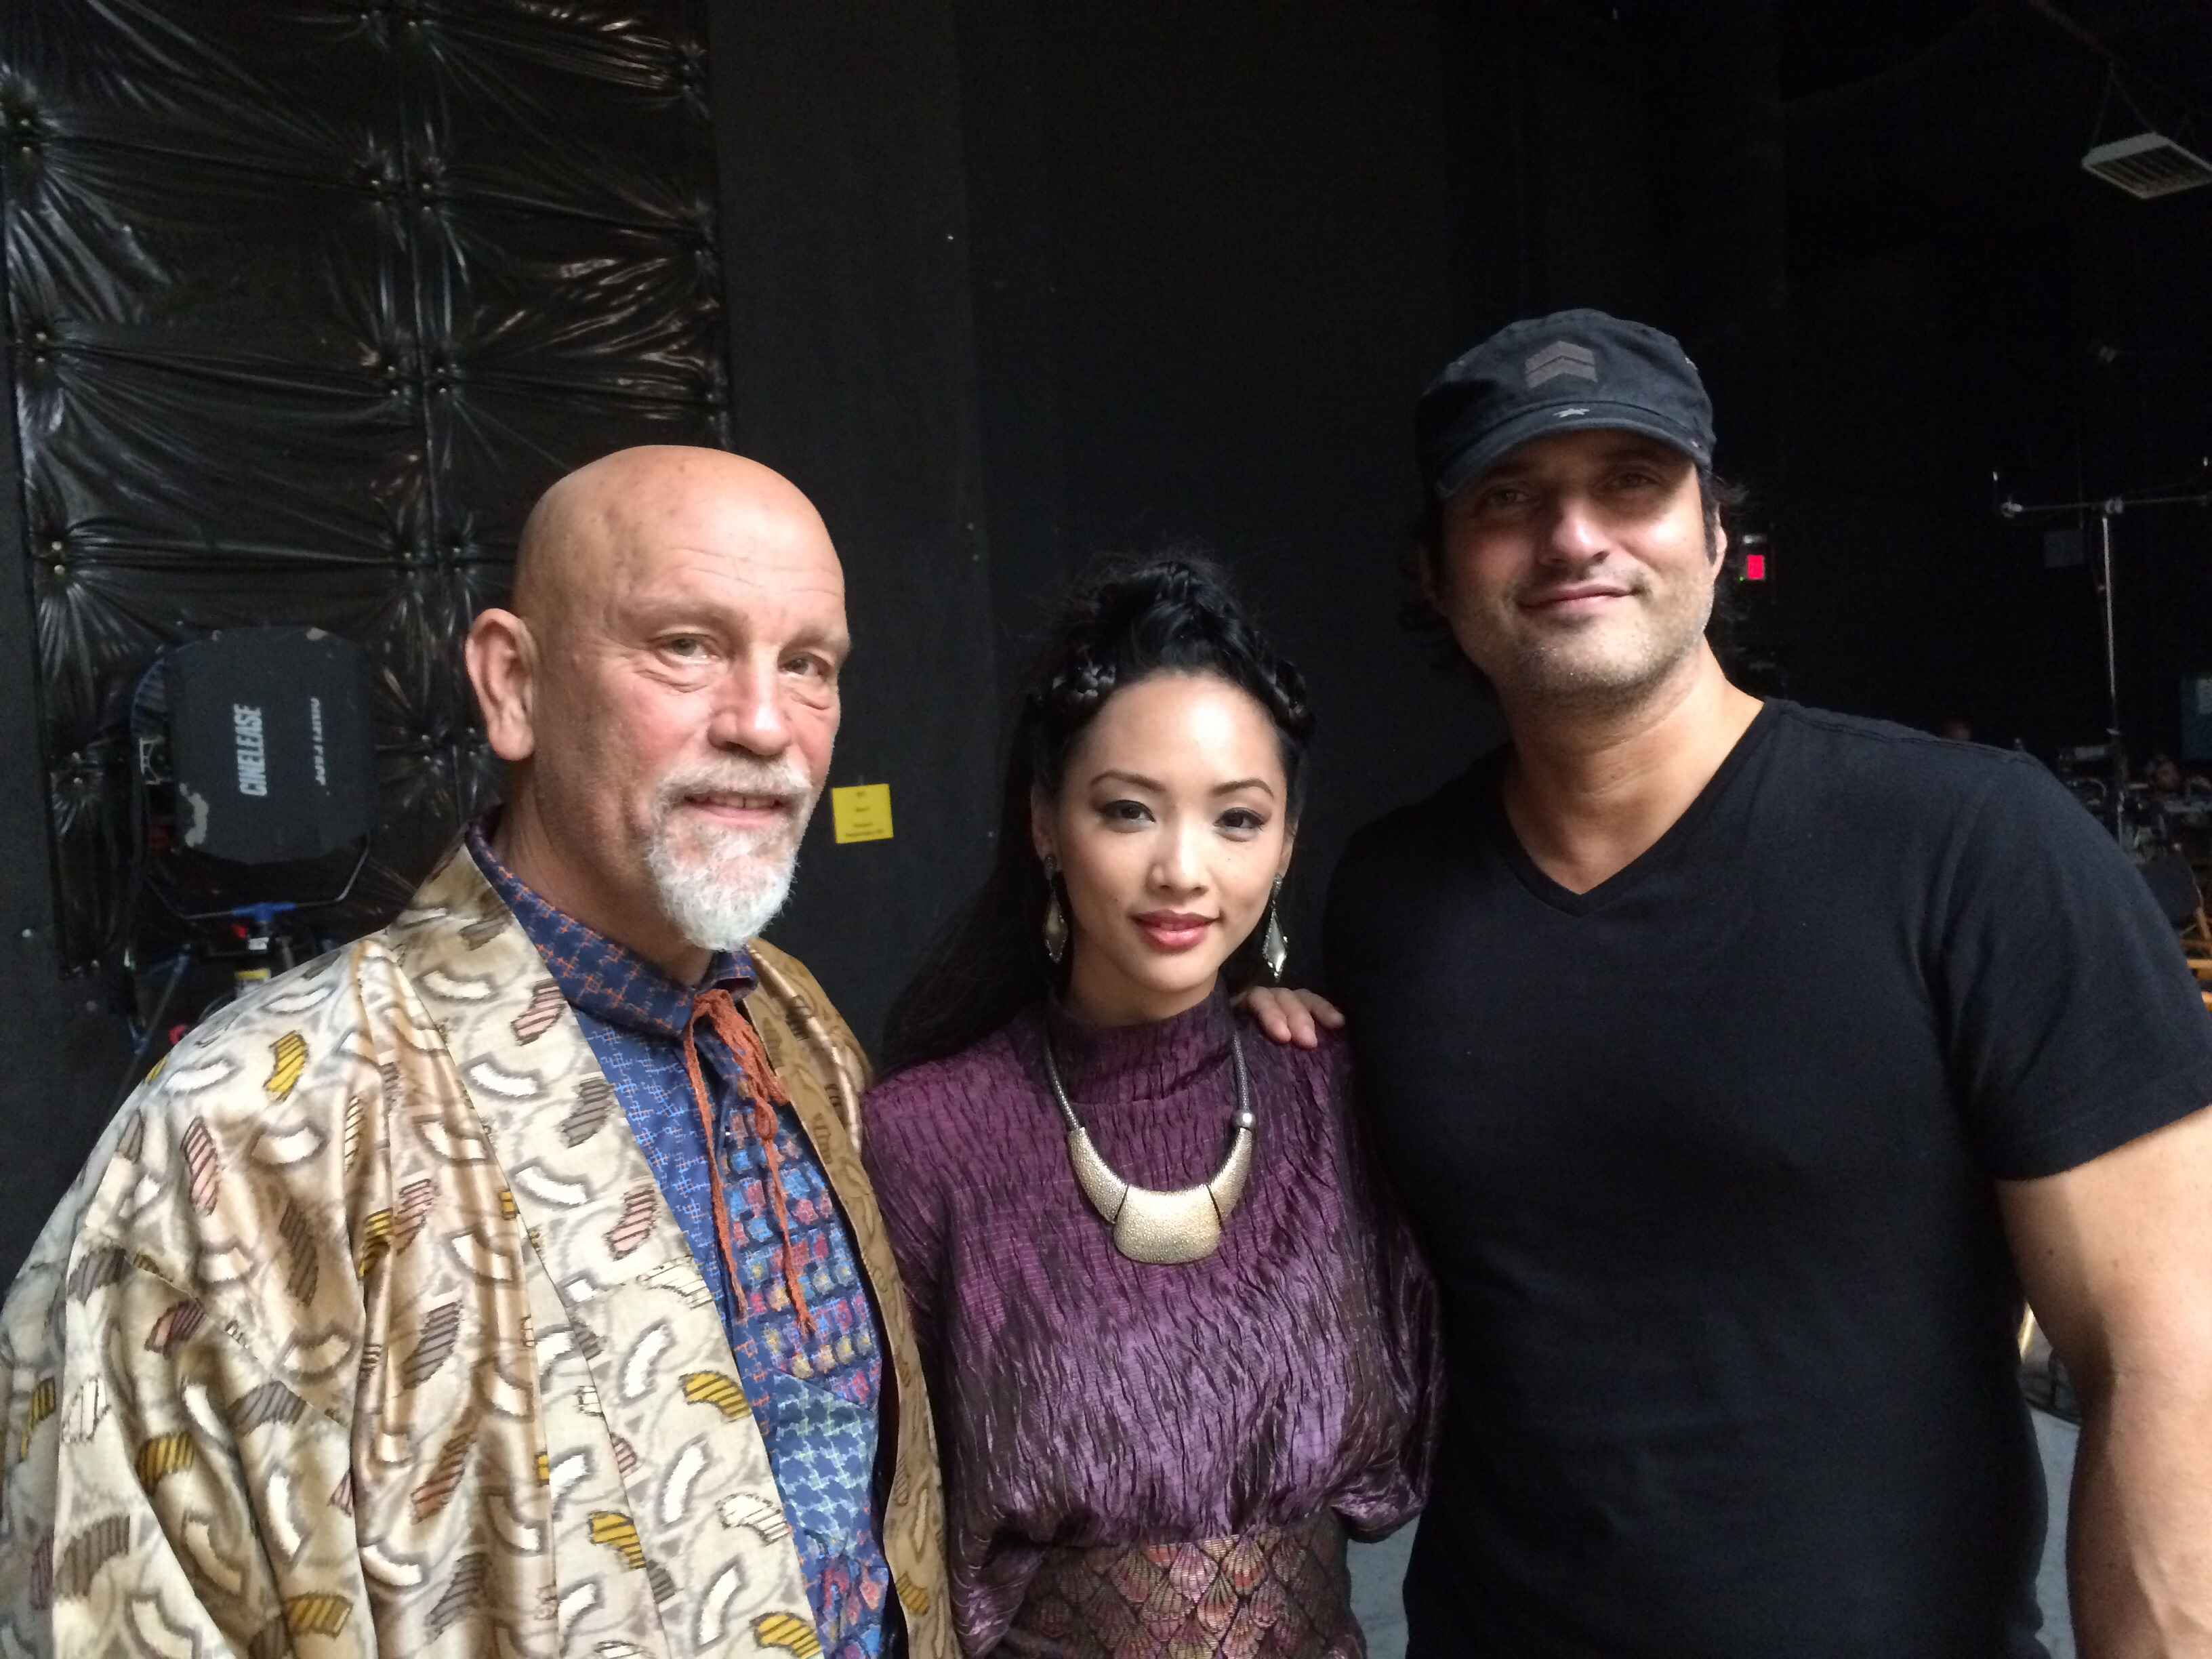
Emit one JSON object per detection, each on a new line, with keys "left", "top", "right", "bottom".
{"left": 1994, "top": 477, "right": 2212, "bottom": 840}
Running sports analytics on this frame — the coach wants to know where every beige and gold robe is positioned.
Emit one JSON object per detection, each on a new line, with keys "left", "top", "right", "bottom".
{"left": 0, "top": 845, "right": 951, "bottom": 1658}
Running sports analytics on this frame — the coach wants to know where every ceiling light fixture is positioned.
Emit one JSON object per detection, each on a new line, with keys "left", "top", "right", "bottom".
{"left": 2081, "top": 131, "right": 2212, "bottom": 200}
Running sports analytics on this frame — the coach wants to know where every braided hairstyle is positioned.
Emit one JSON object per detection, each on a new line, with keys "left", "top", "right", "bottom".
{"left": 879, "top": 552, "right": 1313, "bottom": 1073}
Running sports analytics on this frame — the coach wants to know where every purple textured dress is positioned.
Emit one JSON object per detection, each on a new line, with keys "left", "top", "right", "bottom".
{"left": 863, "top": 991, "right": 1440, "bottom": 1657}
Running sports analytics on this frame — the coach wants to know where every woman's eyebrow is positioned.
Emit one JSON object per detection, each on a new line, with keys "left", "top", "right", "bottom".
{"left": 1088, "top": 769, "right": 1278, "bottom": 798}
{"left": 1089, "top": 768, "right": 1165, "bottom": 792}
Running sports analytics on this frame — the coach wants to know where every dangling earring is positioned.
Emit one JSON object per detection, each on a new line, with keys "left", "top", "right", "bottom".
{"left": 1261, "top": 874, "right": 1288, "bottom": 984}
{"left": 1042, "top": 857, "right": 1069, "bottom": 964}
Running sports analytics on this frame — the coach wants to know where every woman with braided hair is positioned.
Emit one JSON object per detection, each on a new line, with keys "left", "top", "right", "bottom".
{"left": 864, "top": 555, "right": 1439, "bottom": 1656}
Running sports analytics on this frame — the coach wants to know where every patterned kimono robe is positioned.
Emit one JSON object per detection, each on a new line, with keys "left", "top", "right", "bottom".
{"left": 0, "top": 846, "right": 951, "bottom": 1658}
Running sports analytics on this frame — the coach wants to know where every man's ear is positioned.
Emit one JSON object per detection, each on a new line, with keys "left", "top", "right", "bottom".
{"left": 1413, "top": 528, "right": 1448, "bottom": 612}
{"left": 464, "top": 608, "right": 539, "bottom": 763}
{"left": 1711, "top": 522, "right": 1729, "bottom": 569}
{"left": 1415, "top": 539, "right": 1451, "bottom": 610}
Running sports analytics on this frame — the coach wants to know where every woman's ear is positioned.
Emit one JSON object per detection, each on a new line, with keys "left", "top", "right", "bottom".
{"left": 1276, "top": 818, "right": 1299, "bottom": 881}
{"left": 1029, "top": 784, "right": 1057, "bottom": 865}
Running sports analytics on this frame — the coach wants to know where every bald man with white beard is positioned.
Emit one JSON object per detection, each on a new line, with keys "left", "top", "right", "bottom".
{"left": 0, "top": 449, "right": 954, "bottom": 1659}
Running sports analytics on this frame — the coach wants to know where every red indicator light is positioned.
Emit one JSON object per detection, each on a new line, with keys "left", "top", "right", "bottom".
{"left": 1744, "top": 552, "right": 1767, "bottom": 581}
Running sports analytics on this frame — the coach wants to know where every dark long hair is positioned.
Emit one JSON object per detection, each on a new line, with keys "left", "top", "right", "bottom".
{"left": 879, "top": 553, "right": 1315, "bottom": 1074}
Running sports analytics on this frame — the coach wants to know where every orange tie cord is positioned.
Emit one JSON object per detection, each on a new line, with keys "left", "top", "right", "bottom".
{"left": 683, "top": 989, "right": 818, "bottom": 1342}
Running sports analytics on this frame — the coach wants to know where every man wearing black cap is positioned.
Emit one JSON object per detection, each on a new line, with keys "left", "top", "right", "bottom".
{"left": 1324, "top": 310, "right": 2212, "bottom": 1655}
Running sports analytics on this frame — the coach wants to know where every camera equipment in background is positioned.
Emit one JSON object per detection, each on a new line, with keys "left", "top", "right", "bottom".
{"left": 2184, "top": 672, "right": 2212, "bottom": 764}
{"left": 1994, "top": 470, "right": 2212, "bottom": 843}
{"left": 1994, "top": 470, "right": 2212, "bottom": 991}
{"left": 113, "top": 626, "right": 376, "bottom": 1103}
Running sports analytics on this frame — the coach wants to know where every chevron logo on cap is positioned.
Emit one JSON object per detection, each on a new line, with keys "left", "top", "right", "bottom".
{"left": 1525, "top": 341, "right": 1597, "bottom": 388}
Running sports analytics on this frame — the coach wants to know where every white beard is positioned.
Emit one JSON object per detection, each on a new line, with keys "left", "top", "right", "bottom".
{"left": 640, "top": 758, "right": 819, "bottom": 951}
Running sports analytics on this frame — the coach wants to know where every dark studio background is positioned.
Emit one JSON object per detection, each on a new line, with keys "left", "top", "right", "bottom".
{"left": 2, "top": 0, "right": 2208, "bottom": 1283}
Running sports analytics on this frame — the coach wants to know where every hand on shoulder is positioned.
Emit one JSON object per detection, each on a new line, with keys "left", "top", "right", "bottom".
{"left": 1233, "top": 985, "right": 1345, "bottom": 1049}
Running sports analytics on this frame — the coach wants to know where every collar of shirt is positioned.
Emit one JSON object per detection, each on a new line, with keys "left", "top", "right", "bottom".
{"left": 463, "top": 823, "right": 754, "bottom": 1030}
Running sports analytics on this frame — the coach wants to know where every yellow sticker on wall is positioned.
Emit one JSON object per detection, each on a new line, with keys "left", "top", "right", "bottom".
{"left": 831, "top": 783, "right": 894, "bottom": 844}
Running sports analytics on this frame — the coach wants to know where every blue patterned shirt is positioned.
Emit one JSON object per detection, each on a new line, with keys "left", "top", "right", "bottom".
{"left": 468, "top": 830, "right": 888, "bottom": 1656}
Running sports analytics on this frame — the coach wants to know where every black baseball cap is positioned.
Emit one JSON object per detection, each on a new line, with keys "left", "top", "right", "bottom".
{"left": 1416, "top": 308, "right": 1715, "bottom": 499}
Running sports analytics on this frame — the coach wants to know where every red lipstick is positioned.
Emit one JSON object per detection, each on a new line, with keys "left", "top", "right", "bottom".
{"left": 1132, "top": 909, "right": 1214, "bottom": 951}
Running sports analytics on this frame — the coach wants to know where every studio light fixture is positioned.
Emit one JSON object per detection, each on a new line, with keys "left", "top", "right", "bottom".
{"left": 2082, "top": 131, "right": 2212, "bottom": 200}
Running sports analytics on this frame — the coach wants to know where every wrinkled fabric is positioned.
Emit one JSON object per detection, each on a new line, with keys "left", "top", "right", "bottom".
{"left": 0, "top": 842, "right": 954, "bottom": 1658}
{"left": 471, "top": 828, "right": 893, "bottom": 1654}
{"left": 863, "top": 993, "right": 1441, "bottom": 1654}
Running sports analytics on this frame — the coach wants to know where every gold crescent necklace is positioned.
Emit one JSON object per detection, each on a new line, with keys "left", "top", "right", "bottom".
{"left": 1040, "top": 1018, "right": 1254, "bottom": 1265}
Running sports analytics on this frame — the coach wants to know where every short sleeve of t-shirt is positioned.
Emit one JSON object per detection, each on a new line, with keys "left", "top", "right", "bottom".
{"left": 1937, "top": 756, "right": 2212, "bottom": 1179}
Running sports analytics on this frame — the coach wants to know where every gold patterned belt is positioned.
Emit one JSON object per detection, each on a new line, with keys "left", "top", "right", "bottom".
{"left": 998, "top": 1513, "right": 1362, "bottom": 1659}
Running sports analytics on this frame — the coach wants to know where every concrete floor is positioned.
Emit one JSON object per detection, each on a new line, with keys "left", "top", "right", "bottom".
{"left": 1349, "top": 1409, "right": 2081, "bottom": 1657}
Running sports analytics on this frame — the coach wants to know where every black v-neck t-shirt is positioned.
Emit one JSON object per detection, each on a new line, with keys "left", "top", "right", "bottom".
{"left": 1326, "top": 700, "right": 2212, "bottom": 1658}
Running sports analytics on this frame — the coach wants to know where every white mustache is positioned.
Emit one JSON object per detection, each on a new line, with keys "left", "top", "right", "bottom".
{"left": 651, "top": 758, "right": 816, "bottom": 823}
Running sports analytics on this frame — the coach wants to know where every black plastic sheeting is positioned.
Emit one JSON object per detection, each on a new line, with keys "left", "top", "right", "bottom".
{"left": 1, "top": 0, "right": 729, "bottom": 966}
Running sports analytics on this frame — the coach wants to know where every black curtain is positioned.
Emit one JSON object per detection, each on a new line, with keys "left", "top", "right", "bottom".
{"left": 1, "top": 0, "right": 731, "bottom": 965}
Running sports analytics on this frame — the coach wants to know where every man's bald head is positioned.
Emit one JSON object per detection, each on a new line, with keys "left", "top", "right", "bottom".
{"left": 510, "top": 446, "right": 836, "bottom": 634}
{"left": 465, "top": 445, "right": 848, "bottom": 979}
